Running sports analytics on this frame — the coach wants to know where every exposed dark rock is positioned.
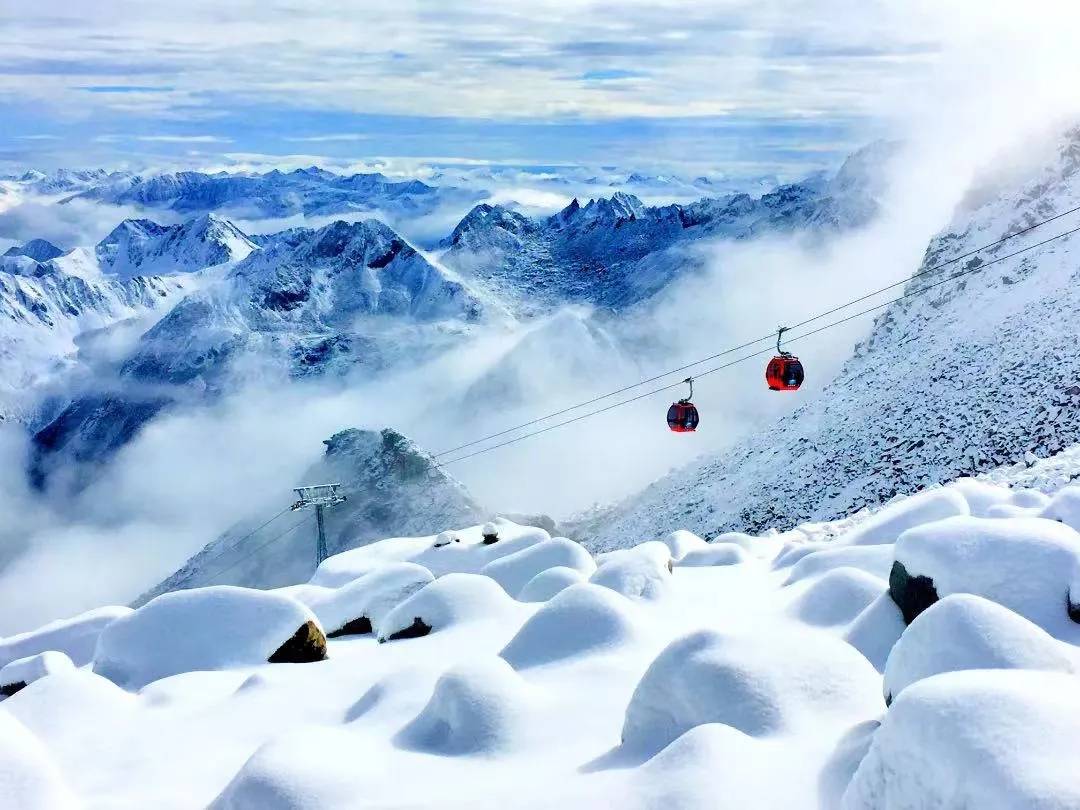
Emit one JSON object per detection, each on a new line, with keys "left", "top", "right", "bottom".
{"left": 0, "top": 680, "right": 26, "bottom": 697}
{"left": 888, "top": 560, "right": 939, "bottom": 624}
{"left": 383, "top": 617, "right": 432, "bottom": 642}
{"left": 327, "top": 616, "right": 373, "bottom": 638}
{"left": 268, "top": 620, "right": 328, "bottom": 663}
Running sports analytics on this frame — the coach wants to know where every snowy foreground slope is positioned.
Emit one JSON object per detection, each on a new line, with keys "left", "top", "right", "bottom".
{"left": 583, "top": 128, "right": 1080, "bottom": 550}
{"left": 4, "top": 457, "right": 1080, "bottom": 808}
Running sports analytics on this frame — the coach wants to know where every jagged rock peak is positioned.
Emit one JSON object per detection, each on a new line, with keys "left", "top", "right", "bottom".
{"left": 3, "top": 239, "right": 64, "bottom": 262}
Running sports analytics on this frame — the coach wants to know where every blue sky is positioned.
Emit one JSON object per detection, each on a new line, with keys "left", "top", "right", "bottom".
{"left": 0, "top": 1, "right": 960, "bottom": 178}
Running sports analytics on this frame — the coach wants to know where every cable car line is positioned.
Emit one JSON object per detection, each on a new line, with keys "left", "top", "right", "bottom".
{"left": 431, "top": 203, "right": 1080, "bottom": 459}
{"left": 200, "top": 514, "right": 315, "bottom": 586}
{"left": 435, "top": 219, "right": 1080, "bottom": 466}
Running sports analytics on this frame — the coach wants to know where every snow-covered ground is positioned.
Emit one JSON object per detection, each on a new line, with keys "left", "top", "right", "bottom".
{"left": 4, "top": 453, "right": 1080, "bottom": 808}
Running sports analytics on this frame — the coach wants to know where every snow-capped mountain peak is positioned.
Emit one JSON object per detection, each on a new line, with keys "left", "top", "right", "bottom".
{"left": 95, "top": 213, "right": 257, "bottom": 279}
{"left": 3, "top": 239, "right": 64, "bottom": 263}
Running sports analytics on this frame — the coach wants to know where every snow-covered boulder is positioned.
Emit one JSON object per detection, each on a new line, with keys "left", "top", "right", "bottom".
{"left": 0, "top": 712, "right": 79, "bottom": 810}
{"left": 785, "top": 544, "right": 894, "bottom": 585}
{"left": 1011, "top": 488, "right": 1051, "bottom": 509}
{"left": 1040, "top": 485, "right": 1080, "bottom": 531}
{"left": 772, "top": 540, "right": 829, "bottom": 570}
{"left": 843, "top": 670, "right": 1080, "bottom": 810}
{"left": 882, "top": 594, "right": 1076, "bottom": 704}
{"left": 303, "top": 563, "right": 434, "bottom": 637}
{"left": 891, "top": 516, "right": 1080, "bottom": 637}
{"left": 395, "top": 657, "right": 534, "bottom": 755}
{"left": 517, "top": 566, "right": 588, "bottom": 602}
{"left": 591, "top": 542, "right": 672, "bottom": 600}
{"left": 788, "top": 568, "right": 885, "bottom": 627}
{"left": 948, "top": 478, "right": 1013, "bottom": 517}
{"left": 500, "top": 583, "right": 640, "bottom": 669}
{"left": 93, "top": 586, "right": 326, "bottom": 689}
{"left": 0, "top": 651, "right": 75, "bottom": 698}
{"left": 843, "top": 488, "right": 969, "bottom": 546}
{"left": 377, "top": 574, "right": 516, "bottom": 642}
{"left": 310, "top": 521, "right": 549, "bottom": 586}
{"left": 479, "top": 537, "right": 595, "bottom": 598}
{"left": 676, "top": 543, "right": 750, "bottom": 568}
{"left": 661, "top": 530, "right": 708, "bottom": 560}
{"left": 844, "top": 594, "right": 907, "bottom": 672}
{"left": 621, "top": 629, "right": 882, "bottom": 756}
{"left": 0, "top": 605, "right": 131, "bottom": 669}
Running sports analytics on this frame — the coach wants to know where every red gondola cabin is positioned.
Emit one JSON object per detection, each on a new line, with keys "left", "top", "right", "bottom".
{"left": 667, "top": 401, "right": 699, "bottom": 432}
{"left": 766, "top": 354, "right": 804, "bottom": 391}
{"left": 667, "top": 377, "right": 699, "bottom": 432}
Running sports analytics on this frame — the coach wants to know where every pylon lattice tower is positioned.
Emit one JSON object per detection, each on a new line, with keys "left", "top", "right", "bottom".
{"left": 290, "top": 484, "right": 347, "bottom": 566}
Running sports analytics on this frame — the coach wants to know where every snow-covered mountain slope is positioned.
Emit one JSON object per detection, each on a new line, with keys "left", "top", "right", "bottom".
{"left": 4, "top": 458, "right": 1080, "bottom": 808}
{"left": 95, "top": 214, "right": 256, "bottom": 278}
{"left": 0, "top": 256, "right": 188, "bottom": 423}
{"left": 440, "top": 143, "right": 894, "bottom": 313}
{"left": 141, "top": 428, "right": 487, "bottom": 599}
{"left": 61, "top": 166, "right": 484, "bottom": 222}
{"left": 581, "top": 129, "right": 1080, "bottom": 552}
{"left": 31, "top": 219, "right": 495, "bottom": 482}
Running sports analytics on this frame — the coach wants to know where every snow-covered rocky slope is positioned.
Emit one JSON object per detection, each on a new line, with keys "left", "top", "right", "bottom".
{"left": 30, "top": 217, "right": 495, "bottom": 483}
{"left": 582, "top": 128, "right": 1080, "bottom": 551}
{"left": 142, "top": 428, "right": 487, "bottom": 599}
{"left": 0, "top": 253, "right": 189, "bottom": 424}
{"left": 3, "top": 453, "right": 1080, "bottom": 808}
{"left": 440, "top": 142, "right": 894, "bottom": 313}
{"left": 95, "top": 214, "right": 256, "bottom": 279}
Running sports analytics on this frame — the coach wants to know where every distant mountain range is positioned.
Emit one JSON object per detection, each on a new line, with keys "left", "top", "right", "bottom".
{"left": 2, "top": 145, "right": 895, "bottom": 493}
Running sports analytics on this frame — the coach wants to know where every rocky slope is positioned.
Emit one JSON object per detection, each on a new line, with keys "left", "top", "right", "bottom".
{"left": 139, "top": 428, "right": 487, "bottom": 598}
{"left": 581, "top": 129, "right": 1080, "bottom": 551}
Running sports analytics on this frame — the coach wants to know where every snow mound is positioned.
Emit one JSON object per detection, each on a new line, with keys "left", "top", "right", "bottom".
{"left": 0, "top": 712, "right": 78, "bottom": 810}
{"left": 395, "top": 657, "right": 533, "bottom": 755}
{"left": 378, "top": 573, "right": 516, "bottom": 642}
{"left": 621, "top": 629, "right": 882, "bottom": 755}
{"left": 661, "top": 530, "right": 708, "bottom": 560}
{"left": 0, "top": 605, "right": 131, "bottom": 669}
{"left": 843, "top": 488, "right": 970, "bottom": 546}
{"left": 1011, "top": 488, "right": 1051, "bottom": 509}
{"left": 590, "top": 542, "right": 672, "bottom": 600}
{"left": 843, "top": 670, "right": 1080, "bottom": 810}
{"left": 891, "top": 516, "right": 1080, "bottom": 637}
{"left": 479, "top": 537, "right": 595, "bottom": 598}
{"left": 517, "top": 566, "right": 588, "bottom": 602}
{"left": 500, "top": 583, "right": 640, "bottom": 670}
{"left": 947, "top": 478, "right": 1014, "bottom": 517}
{"left": 844, "top": 594, "right": 907, "bottom": 673}
{"left": 212, "top": 726, "right": 383, "bottom": 810}
{"left": 785, "top": 544, "right": 894, "bottom": 585}
{"left": 302, "top": 562, "right": 434, "bottom": 637}
{"left": 676, "top": 543, "right": 750, "bottom": 568}
{"left": 710, "top": 531, "right": 766, "bottom": 552}
{"left": 93, "top": 586, "right": 325, "bottom": 689}
{"left": 883, "top": 594, "right": 1076, "bottom": 704}
{"left": 310, "top": 521, "right": 549, "bottom": 586}
{"left": 0, "top": 651, "right": 75, "bottom": 697}
{"left": 1040, "top": 485, "right": 1080, "bottom": 531}
{"left": 788, "top": 568, "right": 885, "bottom": 627}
